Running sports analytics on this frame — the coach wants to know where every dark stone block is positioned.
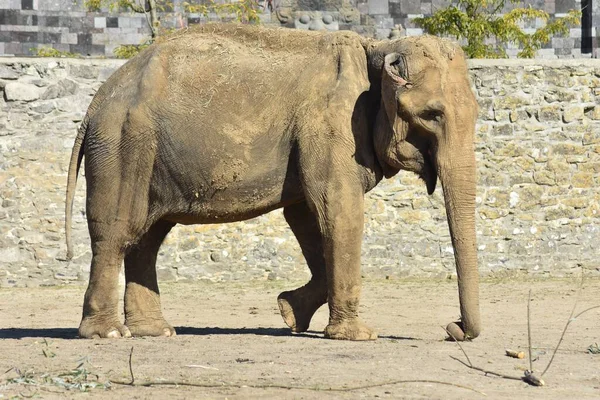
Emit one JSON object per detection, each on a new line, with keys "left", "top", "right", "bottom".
{"left": 0, "top": 31, "right": 12, "bottom": 42}
{"left": 13, "top": 31, "right": 37, "bottom": 42}
{"left": 0, "top": 10, "right": 19, "bottom": 25}
{"left": 45, "top": 16, "right": 59, "bottom": 27}
{"left": 21, "top": 0, "right": 33, "bottom": 10}
{"left": 555, "top": 0, "right": 575, "bottom": 13}
{"left": 58, "top": 16, "right": 75, "bottom": 30}
{"left": 77, "top": 33, "right": 92, "bottom": 46}
{"left": 32, "top": 15, "right": 38, "bottom": 25}
{"left": 39, "top": 32, "right": 61, "bottom": 44}
{"left": 20, "top": 13, "right": 36, "bottom": 25}
{"left": 106, "top": 17, "right": 118, "bottom": 27}
{"left": 61, "top": 16, "right": 77, "bottom": 29}
{"left": 389, "top": 2, "right": 404, "bottom": 16}
{"left": 555, "top": 47, "right": 572, "bottom": 55}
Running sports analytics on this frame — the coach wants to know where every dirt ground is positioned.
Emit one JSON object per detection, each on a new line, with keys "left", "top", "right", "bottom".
{"left": 0, "top": 278, "right": 598, "bottom": 399}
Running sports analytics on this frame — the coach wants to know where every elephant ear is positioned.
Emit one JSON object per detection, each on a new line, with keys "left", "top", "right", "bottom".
{"left": 381, "top": 53, "right": 412, "bottom": 142}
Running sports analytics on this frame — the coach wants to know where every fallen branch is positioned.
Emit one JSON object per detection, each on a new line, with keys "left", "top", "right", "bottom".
{"left": 114, "top": 346, "right": 485, "bottom": 395}
{"left": 110, "top": 377, "right": 486, "bottom": 395}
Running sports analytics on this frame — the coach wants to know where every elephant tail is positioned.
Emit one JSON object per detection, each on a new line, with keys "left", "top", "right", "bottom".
{"left": 65, "top": 116, "right": 87, "bottom": 261}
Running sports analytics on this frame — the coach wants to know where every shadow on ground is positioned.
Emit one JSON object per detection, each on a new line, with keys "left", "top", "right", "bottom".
{"left": 0, "top": 327, "right": 418, "bottom": 341}
{"left": 0, "top": 328, "right": 78, "bottom": 339}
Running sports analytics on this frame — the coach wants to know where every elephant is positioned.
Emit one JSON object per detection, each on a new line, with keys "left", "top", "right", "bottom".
{"left": 65, "top": 24, "right": 480, "bottom": 341}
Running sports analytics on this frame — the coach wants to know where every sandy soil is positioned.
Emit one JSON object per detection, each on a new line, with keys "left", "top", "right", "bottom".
{"left": 0, "top": 279, "right": 599, "bottom": 399}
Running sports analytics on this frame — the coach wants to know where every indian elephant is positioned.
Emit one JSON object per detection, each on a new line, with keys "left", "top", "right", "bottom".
{"left": 65, "top": 24, "right": 480, "bottom": 341}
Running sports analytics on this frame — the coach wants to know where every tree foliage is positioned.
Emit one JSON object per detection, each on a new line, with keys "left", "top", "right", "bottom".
{"left": 414, "top": 0, "right": 581, "bottom": 58}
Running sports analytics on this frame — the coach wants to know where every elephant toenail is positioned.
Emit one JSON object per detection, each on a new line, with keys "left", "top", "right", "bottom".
{"left": 106, "top": 329, "right": 121, "bottom": 338}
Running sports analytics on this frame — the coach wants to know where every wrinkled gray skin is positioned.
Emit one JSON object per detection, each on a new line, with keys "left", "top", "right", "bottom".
{"left": 65, "top": 24, "right": 480, "bottom": 341}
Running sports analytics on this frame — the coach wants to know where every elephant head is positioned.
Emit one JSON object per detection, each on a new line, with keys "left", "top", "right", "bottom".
{"left": 369, "top": 36, "right": 481, "bottom": 340}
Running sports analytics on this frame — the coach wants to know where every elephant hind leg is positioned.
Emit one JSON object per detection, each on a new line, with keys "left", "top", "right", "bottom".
{"left": 124, "top": 220, "right": 176, "bottom": 337}
{"left": 278, "top": 202, "right": 328, "bottom": 333}
{"left": 79, "top": 116, "right": 159, "bottom": 339}
{"left": 79, "top": 233, "right": 132, "bottom": 339}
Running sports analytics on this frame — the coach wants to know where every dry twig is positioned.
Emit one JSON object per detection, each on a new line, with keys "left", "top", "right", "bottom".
{"left": 540, "top": 305, "right": 600, "bottom": 377}
{"left": 112, "top": 346, "right": 485, "bottom": 395}
{"left": 128, "top": 347, "right": 135, "bottom": 385}
{"left": 444, "top": 326, "right": 522, "bottom": 382}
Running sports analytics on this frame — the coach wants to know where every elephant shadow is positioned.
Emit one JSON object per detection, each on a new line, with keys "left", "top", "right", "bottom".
{"left": 0, "top": 327, "right": 417, "bottom": 341}
{"left": 0, "top": 327, "right": 318, "bottom": 340}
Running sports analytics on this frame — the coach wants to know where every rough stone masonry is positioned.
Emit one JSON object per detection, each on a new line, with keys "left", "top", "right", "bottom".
{"left": 0, "top": 57, "right": 599, "bottom": 287}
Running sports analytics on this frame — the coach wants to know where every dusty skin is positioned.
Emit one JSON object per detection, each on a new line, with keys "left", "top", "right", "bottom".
{"left": 1, "top": 279, "right": 599, "bottom": 399}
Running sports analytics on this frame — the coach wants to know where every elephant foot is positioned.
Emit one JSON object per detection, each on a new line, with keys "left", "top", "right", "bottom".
{"left": 324, "top": 318, "right": 377, "bottom": 341}
{"left": 79, "top": 315, "right": 132, "bottom": 339}
{"left": 445, "top": 321, "right": 479, "bottom": 341}
{"left": 277, "top": 286, "right": 326, "bottom": 333}
{"left": 125, "top": 318, "right": 177, "bottom": 337}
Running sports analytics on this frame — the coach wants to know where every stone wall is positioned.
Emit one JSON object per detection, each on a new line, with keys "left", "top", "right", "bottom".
{"left": 1, "top": 57, "right": 599, "bottom": 287}
{"left": 0, "top": 0, "right": 597, "bottom": 57}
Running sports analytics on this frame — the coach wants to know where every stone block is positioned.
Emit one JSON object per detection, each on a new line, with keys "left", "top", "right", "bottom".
{"left": 544, "top": 88, "right": 577, "bottom": 103}
{"left": 94, "top": 17, "right": 106, "bottom": 28}
{"left": 368, "top": 0, "right": 388, "bottom": 15}
{"left": 538, "top": 105, "right": 561, "bottom": 122}
{"left": 0, "top": 66, "right": 19, "bottom": 80}
{"left": 68, "top": 64, "right": 98, "bottom": 80}
{"left": 563, "top": 105, "right": 584, "bottom": 123}
{"left": 405, "top": 28, "right": 423, "bottom": 36}
{"left": 400, "top": 0, "right": 420, "bottom": 13}
{"left": 118, "top": 17, "right": 131, "bottom": 28}
{"left": 572, "top": 172, "right": 594, "bottom": 188}
{"left": 4, "top": 82, "right": 42, "bottom": 101}
{"left": 555, "top": 0, "right": 576, "bottom": 13}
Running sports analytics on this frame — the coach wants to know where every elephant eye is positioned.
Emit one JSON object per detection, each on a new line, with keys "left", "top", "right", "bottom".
{"left": 420, "top": 109, "right": 444, "bottom": 123}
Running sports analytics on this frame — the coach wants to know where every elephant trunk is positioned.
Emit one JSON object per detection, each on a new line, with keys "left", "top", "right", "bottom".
{"left": 439, "top": 150, "right": 481, "bottom": 340}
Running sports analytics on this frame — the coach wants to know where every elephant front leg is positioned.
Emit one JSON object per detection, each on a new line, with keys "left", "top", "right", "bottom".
{"left": 321, "top": 192, "right": 376, "bottom": 341}
{"left": 301, "top": 178, "right": 376, "bottom": 340}
{"left": 124, "top": 221, "right": 176, "bottom": 337}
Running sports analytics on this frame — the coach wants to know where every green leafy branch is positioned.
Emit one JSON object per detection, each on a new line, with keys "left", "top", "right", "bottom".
{"left": 414, "top": 0, "right": 581, "bottom": 58}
